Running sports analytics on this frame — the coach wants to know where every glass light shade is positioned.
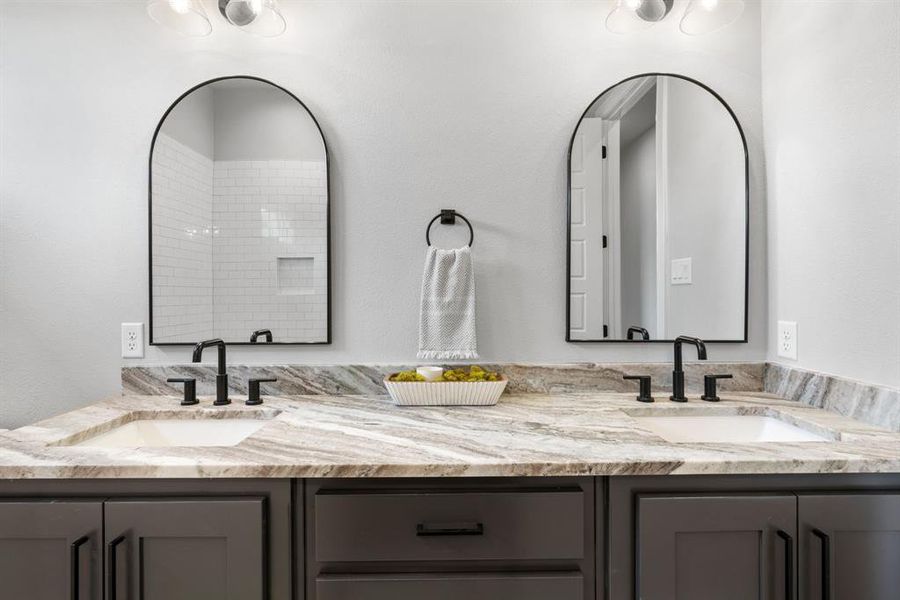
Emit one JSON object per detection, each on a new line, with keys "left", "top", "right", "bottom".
{"left": 147, "top": 0, "right": 212, "bottom": 37}
{"left": 679, "top": 0, "right": 745, "bottom": 35}
{"left": 221, "top": 0, "right": 286, "bottom": 37}
{"left": 606, "top": 0, "right": 673, "bottom": 34}
{"left": 606, "top": 0, "right": 654, "bottom": 34}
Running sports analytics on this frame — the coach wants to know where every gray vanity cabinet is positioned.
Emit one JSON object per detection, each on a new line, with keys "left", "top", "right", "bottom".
{"left": 0, "top": 499, "right": 103, "bottom": 600}
{"left": 315, "top": 572, "right": 584, "bottom": 600}
{"left": 636, "top": 494, "right": 797, "bottom": 600}
{"left": 104, "top": 498, "right": 266, "bottom": 600}
{"left": 0, "top": 479, "right": 292, "bottom": 600}
{"left": 798, "top": 493, "right": 900, "bottom": 600}
{"left": 609, "top": 475, "right": 900, "bottom": 600}
{"left": 305, "top": 477, "right": 595, "bottom": 600}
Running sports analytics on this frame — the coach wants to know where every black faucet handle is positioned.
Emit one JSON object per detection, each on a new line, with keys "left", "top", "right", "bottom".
{"left": 623, "top": 375, "right": 654, "bottom": 403}
{"left": 701, "top": 374, "right": 733, "bottom": 402}
{"left": 250, "top": 329, "right": 273, "bottom": 343}
{"left": 626, "top": 326, "right": 650, "bottom": 341}
{"left": 247, "top": 378, "right": 278, "bottom": 406}
{"left": 167, "top": 378, "right": 198, "bottom": 406}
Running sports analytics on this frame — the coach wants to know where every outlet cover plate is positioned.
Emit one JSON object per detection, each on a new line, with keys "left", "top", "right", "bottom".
{"left": 777, "top": 320, "right": 798, "bottom": 360}
{"left": 121, "top": 323, "right": 144, "bottom": 358}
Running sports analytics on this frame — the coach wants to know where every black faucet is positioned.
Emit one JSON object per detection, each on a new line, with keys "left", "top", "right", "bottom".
{"left": 627, "top": 326, "right": 650, "bottom": 341}
{"left": 670, "top": 335, "right": 707, "bottom": 402}
{"left": 192, "top": 338, "right": 230, "bottom": 406}
{"left": 250, "top": 329, "right": 273, "bottom": 343}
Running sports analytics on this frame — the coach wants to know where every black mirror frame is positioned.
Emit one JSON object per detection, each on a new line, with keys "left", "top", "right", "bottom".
{"left": 148, "top": 75, "right": 332, "bottom": 346}
{"left": 565, "top": 72, "right": 749, "bottom": 344}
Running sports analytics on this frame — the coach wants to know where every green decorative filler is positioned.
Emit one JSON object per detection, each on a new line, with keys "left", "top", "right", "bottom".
{"left": 390, "top": 365, "right": 502, "bottom": 382}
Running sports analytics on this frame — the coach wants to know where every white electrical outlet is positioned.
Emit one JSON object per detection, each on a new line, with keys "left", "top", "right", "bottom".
{"left": 777, "top": 321, "right": 798, "bottom": 360}
{"left": 121, "top": 323, "right": 144, "bottom": 358}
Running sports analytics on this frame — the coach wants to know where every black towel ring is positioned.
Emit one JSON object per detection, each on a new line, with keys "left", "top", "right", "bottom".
{"left": 425, "top": 209, "right": 474, "bottom": 247}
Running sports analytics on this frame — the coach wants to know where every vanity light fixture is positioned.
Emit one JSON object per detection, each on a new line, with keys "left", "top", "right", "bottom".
{"left": 606, "top": 0, "right": 674, "bottom": 34}
{"left": 147, "top": 0, "right": 286, "bottom": 38}
{"left": 219, "top": 0, "right": 287, "bottom": 37}
{"left": 679, "top": 0, "right": 745, "bottom": 35}
{"left": 146, "top": 0, "right": 212, "bottom": 37}
{"left": 605, "top": 0, "right": 744, "bottom": 35}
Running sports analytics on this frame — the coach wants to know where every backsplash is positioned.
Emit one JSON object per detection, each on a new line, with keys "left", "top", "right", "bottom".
{"left": 123, "top": 362, "right": 765, "bottom": 397}
{"left": 765, "top": 363, "right": 900, "bottom": 432}
{"left": 123, "top": 362, "right": 899, "bottom": 432}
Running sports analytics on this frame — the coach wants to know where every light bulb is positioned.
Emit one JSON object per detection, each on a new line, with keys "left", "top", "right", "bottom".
{"left": 225, "top": 0, "right": 262, "bottom": 26}
{"left": 680, "top": 0, "right": 744, "bottom": 35}
{"left": 168, "top": 0, "right": 191, "bottom": 14}
{"left": 606, "top": 0, "right": 672, "bottom": 33}
{"left": 147, "top": 0, "right": 212, "bottom": 36}
{"left": 221, "top": 0, "right": 287, "bottom": 37}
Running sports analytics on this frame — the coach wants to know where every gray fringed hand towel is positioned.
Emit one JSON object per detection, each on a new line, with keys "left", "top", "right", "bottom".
{"left": 417, "top": 245, "right": 478, "bottom": 360}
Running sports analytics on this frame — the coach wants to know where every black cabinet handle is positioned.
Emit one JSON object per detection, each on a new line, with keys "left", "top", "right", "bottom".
{"left": 623, "top": 375, "right": 654, "bottom": 403}
{"left": 812, "top": 528, "right": 831, "bottom": 600}
{"left": 776, "top": 530, "right": 794, "bottom": 600}
{"left": 167, "top": 378, "right": 198, "bottom": 406}
{"left": 701, "top": 373, "right": 733, "bottom": 402}
{"left": 107, "top": 535, "right": 126, "bottom": 600}
{"left": 247, "top": 377, "right": 278, "bottom": 406}
{"left": 70, "top": 535, "right": 90, "bottom": 600}
{"left": 416, "top": 522, "right": 484, "bottom": 536}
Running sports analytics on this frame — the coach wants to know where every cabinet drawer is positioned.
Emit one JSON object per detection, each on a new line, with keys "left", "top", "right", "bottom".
{"left": 316, "top": 572, "right": 583, "bottom": 600}
{"left": 314, "top": 489, "right": 584, "bottom": 562}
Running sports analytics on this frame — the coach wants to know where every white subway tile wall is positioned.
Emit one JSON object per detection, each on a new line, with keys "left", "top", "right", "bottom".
{"left": 151, "top": 133, "right": 215, "bottom": 342}
{"left": 277, "top": 257, "right": 316, "bottom": 295}
{"left": 212, "top": 160, "right": 328, "bottom": 342}
{"left": 152, "top": 138, "right": 328, "bottom": 343}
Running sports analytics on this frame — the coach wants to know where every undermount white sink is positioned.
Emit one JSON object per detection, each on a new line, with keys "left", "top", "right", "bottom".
{"left": 635, "top": 415, "right": 829, "bottom": 443}
{"left": 74, "top": 418, "right": 270, "bottom": 448}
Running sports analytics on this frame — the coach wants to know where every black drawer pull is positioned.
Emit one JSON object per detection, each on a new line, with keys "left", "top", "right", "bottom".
{"left": 108, "top": 535, "right": 126, "bottom": 600}
{"left": 416, "top": 522, "right": 484, "bottom": 537}
{"left": 812, "top": 528, "right": 831, "bottom": 600}
{"left": 776, "top": 530, "right": 794, "bottom": 600}
{"left": 70, "top": 535, "right": 90, "bottom": 600}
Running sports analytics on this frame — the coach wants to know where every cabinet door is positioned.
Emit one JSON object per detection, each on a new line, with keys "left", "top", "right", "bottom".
{"left": 104, "top": 498, "right": 265, "bottom": 600}
{"left": 316, "top": 572, "right": 583, "bottom": 600}
{"left": 0, "top": 499, "right": 102, "bottom": 600}
{"left": 637, "top": 494, "right": 796, "bottom": 600}
{"left": 799, "top": 493, "right": 900, "bottom": 600}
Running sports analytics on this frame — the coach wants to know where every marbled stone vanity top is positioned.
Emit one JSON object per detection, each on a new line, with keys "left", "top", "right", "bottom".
{"left": 0, "top": 393, "right": 898, "bottom": 479}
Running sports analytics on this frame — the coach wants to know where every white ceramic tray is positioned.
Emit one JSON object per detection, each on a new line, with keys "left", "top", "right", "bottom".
{"left": 383, "top": 375, "right": 508, "bottom": 406}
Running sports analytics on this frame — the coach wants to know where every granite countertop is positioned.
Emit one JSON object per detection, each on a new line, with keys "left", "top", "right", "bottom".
{"left": 0, "top": 392, "right": 898, "bottom": 479}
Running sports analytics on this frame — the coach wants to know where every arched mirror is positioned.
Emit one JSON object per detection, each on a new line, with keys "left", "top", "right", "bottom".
{"left": 149, "top": 76, "right": 330, "bottom": 345}
{"left": 567, "top": 74, "right": 748, "bottom": 343}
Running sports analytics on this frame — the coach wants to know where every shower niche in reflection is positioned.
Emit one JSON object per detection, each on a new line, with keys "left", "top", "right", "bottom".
{"left": 150, "top": 76, "right": 330, "bottom": 345}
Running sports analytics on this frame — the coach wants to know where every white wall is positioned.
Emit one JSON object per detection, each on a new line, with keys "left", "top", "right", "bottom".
{"left": 762, "top": 0, "right": 900, "bottom": 389}
{"left": 212, "top": 82, "right": 325, "bottom": 161}
{"left": 665, "top": 76, "right": 746, "bottom": 340}
{"left": 620, "top": 125, "right": 657, "bottom": 336}
{"left": 159, "top": 85, "right": 215, "bottom": 158}
{"left": 0, "top": 0, "right": 766, "bottom": 427}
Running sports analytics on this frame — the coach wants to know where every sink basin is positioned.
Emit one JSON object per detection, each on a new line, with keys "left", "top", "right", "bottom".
{"left": 635, "top": 415, "right": 829, "bottom": 443}
{"left": 74, "top": 418, "right": 270, "bottom": 448}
